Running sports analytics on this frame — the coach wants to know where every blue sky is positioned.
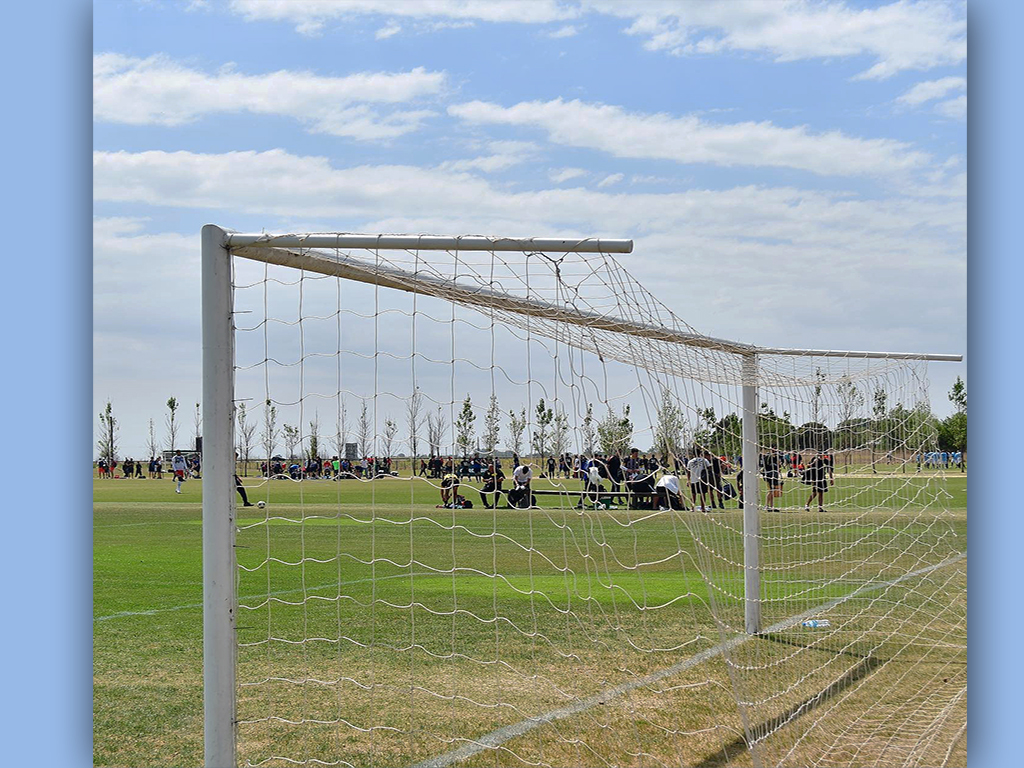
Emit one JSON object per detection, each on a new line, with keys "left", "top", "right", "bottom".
{"left": 93, "top": 0, "right": 967, "bottom": 458}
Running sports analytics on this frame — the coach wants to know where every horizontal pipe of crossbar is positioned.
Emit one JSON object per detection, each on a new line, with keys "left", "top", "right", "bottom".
{"left": 756, "top": 347, "right": 963, "bottom": 362}
{"left": 228, "top": 236, "right": 961, "bottom": 364}
{"left": 225, "top": 232, "right": 633, "bottom": 254}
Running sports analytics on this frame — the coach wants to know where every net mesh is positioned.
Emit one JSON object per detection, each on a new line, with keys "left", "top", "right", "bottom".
{"left": 226, "top": 240, "right": 965, "bottom": 768}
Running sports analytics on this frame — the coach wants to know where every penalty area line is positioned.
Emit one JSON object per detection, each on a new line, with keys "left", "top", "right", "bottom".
{"left": 410, "top": 550, "right": 966, "bottom": 768}
{"left": 93, "top": 571, "right": 438, "bottom": 623}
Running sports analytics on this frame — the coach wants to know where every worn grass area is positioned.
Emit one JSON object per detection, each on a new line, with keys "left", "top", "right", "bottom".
{"left": 95, "top": 473, "right": 966, "bottom": 767}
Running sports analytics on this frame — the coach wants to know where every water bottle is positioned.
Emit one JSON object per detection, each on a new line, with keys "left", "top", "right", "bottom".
{"left": 802, "top": 619, "right": 830, "bottom": 628}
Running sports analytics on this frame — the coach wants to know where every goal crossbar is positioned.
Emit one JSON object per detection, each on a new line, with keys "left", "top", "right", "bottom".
{"left": 229, "top": 238, "right": 961, "bottom": 363}
{"left": 225, "top": 232, "right": 634, "bottom": 254}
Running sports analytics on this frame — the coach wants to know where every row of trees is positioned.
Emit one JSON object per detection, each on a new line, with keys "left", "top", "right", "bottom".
{"left": 99, "top": 377, "right": 967, "bottom": 475}
{"left": 96, "top": 396, "right": 196, "bottom": 467}
{"left": 233, "top": 394, "right": 635, "bottom": 476}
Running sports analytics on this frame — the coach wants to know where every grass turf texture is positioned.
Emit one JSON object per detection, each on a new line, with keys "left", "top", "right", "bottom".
{"left": 95, "top": 472, "right": 966, "bottom": 767}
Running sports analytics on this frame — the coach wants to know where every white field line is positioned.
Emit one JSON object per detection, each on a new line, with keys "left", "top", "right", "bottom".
{"left": 410, "top": 551, "right": 967, "bottom": 768}
{"left": 93, "top": 572, "right": 437, "bottom": 623}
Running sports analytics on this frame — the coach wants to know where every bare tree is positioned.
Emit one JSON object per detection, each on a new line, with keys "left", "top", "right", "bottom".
{"left": 306, "top": 413, "right": 322, "bottom": 462}
{"left": 406, "top": 389, "right": 425, "bottom": 462}
{"left": 550, "top": 409, "right": 570, "bottom": 459}
{"left": 146, "top": 418, "right": 159, "bottom": 462}
{"left": 836, "top": 378, "right": 865, "bottom": 471}
{"left": 382, "top": 417, "right": 398, "bottom": 459}
{"left": 508, "top": 407, "right": 527, "bottom": 457}
{"left": 192, "top": 402, "right": 202, "bottom": 452}
{"left": 165, "top": 396, "right": 179, "bottom": 452}
{"left": 236, "top": 403, "right": 258, "bottom": 476}
{"left": 653, "top": 389, "right": 684, "bottom": 459}
{"left": 455, "top": 394, "right": 476, "bottom": 457}
{"left": 332, "top": 398, "right": 348, "bottom": 457}
{"left": 426, "top": 406, "right": 448, "bottom": 457}
{"left": 810, "top": 367, "right": 826, "bottom": 425}
{"left": 357, "top": 399, "right": 372, "bottom": 457}
{"left": 262, "top": 401, "right": 279, "bottom": 463}
{"left": 597, "top": 404, "right": 633, "bottom": 456}
{"left": 871, "top": 387, "right": 888, "bottom": 473}
{"left": 580, "top": 403, "right": 596, "bottom": 455}
{"left": 531, "top": 399, "right": 554, "bottom": 467}
{"left": 97, "top": 401, "right": 119, "bottom": 465}
{"left": 282, "top": 424, "right": 300, "bottom": 460}
{"left": 482, "top": 394, "right": 501, "bottom": 456}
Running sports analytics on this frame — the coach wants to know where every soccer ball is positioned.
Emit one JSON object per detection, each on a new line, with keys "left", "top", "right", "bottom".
{"left": 256, "top": 500, "right": 266, "bottom": 509}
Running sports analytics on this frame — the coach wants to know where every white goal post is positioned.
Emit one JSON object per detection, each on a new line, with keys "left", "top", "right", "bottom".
{"left": 202, "top": 225, "right": 963, "bottom": 768}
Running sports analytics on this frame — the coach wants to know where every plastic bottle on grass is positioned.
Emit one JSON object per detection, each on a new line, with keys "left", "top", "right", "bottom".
{"left": 801, "top": 619, "right": 831, "bottom": 628}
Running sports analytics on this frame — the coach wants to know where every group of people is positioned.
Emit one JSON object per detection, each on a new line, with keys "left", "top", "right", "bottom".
{"left": 260, "top": 455, "right": 395, "bottom": 480}
{"left": 757, "top": 449, "right": 835, "bottom": 512}
{"left": 95, "top": 453, "right": 200, "bottom": 481}
{"left": 437, "top": 460, "right": 533, "bottom": 510}
{"left": 99, "top": 444, "right": 839, "bottom": 513}
{"left": 433, "top": 446, "right": 839, "bottom": 514}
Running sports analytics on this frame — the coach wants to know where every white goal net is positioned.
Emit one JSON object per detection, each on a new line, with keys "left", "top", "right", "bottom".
{"left": 203, "top": 229, "right": 966, "bottom": 768}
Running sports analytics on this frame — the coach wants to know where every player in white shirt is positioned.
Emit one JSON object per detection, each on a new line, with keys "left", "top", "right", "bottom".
{"left": 583, "top": 460, "right": 604, "bottom": 507}
{"left": 655, "top": 473, "right": 684, "bottom": 510}
{"left": 171, "top": 451, "right": 188, "bottom": 494}
{"left": 686, "top": 453, "right": 711, "bottom": 511}
{"left": 512, "top": 464, "right": 533, "bottom": 486}
{"left": 509, "top": 464, "right": 533, "bottom": 508}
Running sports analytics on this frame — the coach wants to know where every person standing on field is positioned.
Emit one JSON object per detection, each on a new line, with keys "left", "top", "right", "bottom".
{"left": 687, "top": 451, "right": 711, "bottom": 511}
{"left": 704, "top": 450, "right": 725, "bottom": 510}
{"left": 235, "top": 473, "right": 255, "bottom": 507}
{"left": 803, "top": 452, "right": 834, "bottom": 513}
{"left": 172, "top": 450, "right": 188, "bottom": 494}
{"left": 762, "top": 450, "right": 782, "bottom": 509}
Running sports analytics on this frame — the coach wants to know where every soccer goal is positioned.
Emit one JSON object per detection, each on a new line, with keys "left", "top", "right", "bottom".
{"left": 202, "top": 225, "right": 965, "bottom": 768}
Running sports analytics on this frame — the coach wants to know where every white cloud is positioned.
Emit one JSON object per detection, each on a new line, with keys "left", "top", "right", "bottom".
{"left": 92, "top": 148, "right": 964, "bottom": 246}
{"left": 450, "top": 98, "right": 932, "bottom": 179}
{"left": 596, "top": 172, "right": 624, "bottom": 188}
{"left": 549, "top": 167, "right": 588, "bottom": 183}
{"left": 93, "top": 53, "right": 445, "bottom": 139}
{"left": 438, "top": 140, "right": 540, "bottom": 173}
{"left": 227, "top": 1, "right": 965, "bottom": 79}
{"left": 545, "top": 24, "right": 579, "bottom": 38}
{"left": 375, "top": 22, "right": 401, "bottom": 39}
{"left": 229, "top": 0, "right": 578, "bottom": 35}
{"left": 897, "top": 76, "right": 966, "bottom": 106}
{"left": 934, "top": 94, "right": 966, "bottom": 121}
{"left": 588, "top": 0, "right": 965, "bottom": 80}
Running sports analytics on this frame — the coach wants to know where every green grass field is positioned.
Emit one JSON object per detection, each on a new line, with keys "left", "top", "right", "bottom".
{"left": 94, "top": 471, "right": 967, "bottom": 767}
